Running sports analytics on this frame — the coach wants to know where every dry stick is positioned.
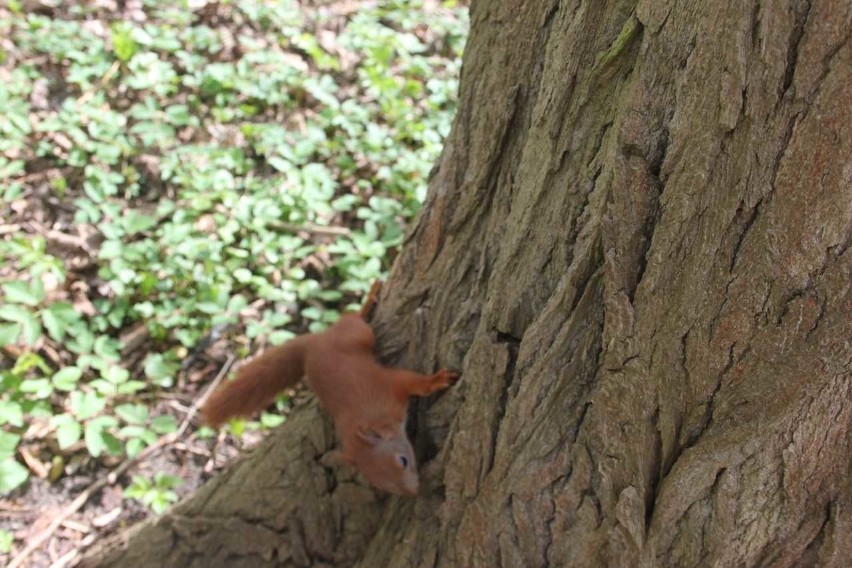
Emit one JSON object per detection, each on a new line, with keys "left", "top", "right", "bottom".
{"left": 174, "top": 354, "right": 235, "bottom": 440}
{"left": 8, "top": 355, "right": 236, "bottom": 568}
{"left": 76, "top": 61, "right": 121, "bottom": 106}
{"left": 18, "top": 446, "right": 49, "bottom": 478}
{"left": 172, "top": 441, "right": 212, "bottom": 458}
{"left": 45, "top": 230, "right": 91, "bottom": 253}
{"left": 60, "top": 519, "right": 90, "bottom": 534}
{"left": 50, "top": 532, "right": 96, "bottom": 568}
{"left": 266, "top": 220, "right": 351, "bottom": 236}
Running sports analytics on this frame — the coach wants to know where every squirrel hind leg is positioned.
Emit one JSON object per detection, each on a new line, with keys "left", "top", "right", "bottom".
{"left": 359, "top": 280, "right": 383, "bottom": 319}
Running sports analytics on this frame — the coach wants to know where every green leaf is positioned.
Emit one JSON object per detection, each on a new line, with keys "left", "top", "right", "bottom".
{"left": 0, "top": 304, "right": 40, "bottom": 345}
{"left": 104, "top": 365, "right": 130, "bottom": 384}
{"left": 195, "top": 426, "right": 215, "bottom": 440}
{"left": 0, "top": 401, "right": 24, "bottom": 427}
{"left": 66, "top": 326, "right": 95, "bottom": 354}
{"left": 70, "top": 391, "right": 106, "bottom": 420}
{"left": 0, "top": 529, "right": 13, "bottom": 554}
{"left": 2, "top": 280, "right": 45, "bottom": 306}
{"left": 84, "top": 416, "right": 120, "bottom": 457}
{"left": 268, "top": 329, "right": 295, "bottom": 345}
{"left": 228, "top": 418, "right": 246, "bottom": 437}
{"left": 18, "top": 311, "right": 42, "bottom": 346}
{"left": 0, "top": 304, "right": 30, "bottom": 322}
{"left": 300, "top": 306, "right": 324, "bottom": 320}
{"left": 52, "top": 366, "right": 83, "bottom": 391}
{"left": 94, "top": 336, "right": 122, "bottom": 361}
{"left": 164, "top": 104, "right": 195, "bottom": 126}
{"left": 0, "top": 323, "right": 21, "bottom": 347}
{"left": 123, "top": 211, "right": 157, "bottom": 234}
{"left": 233, "top": 268, "right": 253, "bottom": 283}
{"left": 89, "top": 379, "right": 118, "bottom": 396}
{"left": 0, "top": 459, "right": 28, "bottom": 494}
{"left": 111, "top": 23, "right": 138, "bottom": 63}
{"left": 119, "top": 425, "right": 157, "bottom": 446}
{"left": 0, "top": 432, "right": 21, "bottom": 461}
{"left": 117, "top": 380, "right": 147, "bottom": 395}
{"left": 195, "top": 302, "right": 221, "bottom": 315}
{"left": 12, "top": 352, "right": 49, "bottom": 374}
{"left": 149, "top": 492, "right": 176, "bottom": 515}
{"left": 20, "top": 378, "right": 53, "bottom": 398}
{"left": 84, "top": 423, "right": 106, "bottom": 457}
{"left": 41, "top": 308, "right": 65, "bottom": 341}
{"left": 154, "top": 473, "right": 182, "bottom": 489}
{"left": 260, "top": 412, "right": 285, "bottom": 428}
{"left": 124, "top": 475, "right": 152, "bottom": 498}
{"left": 150, "top": 415, "right": 177, "bottom": 434}
{"left": 52, "top": 414, "right": 82, "bottom": 449}
{"left": 103, "top": 431, "right": 123, "bottom": 457}
{"left": 115, "top": 403, "right": 149, "bottom": 425}
{"left": 125, "top": 438, "right": 145, "bottom": 458}
{"left": 144, "top": 354, "right": 177, "bottom": 387}
{"left": 46, "top": 301, "right": 79, "bottom": 323}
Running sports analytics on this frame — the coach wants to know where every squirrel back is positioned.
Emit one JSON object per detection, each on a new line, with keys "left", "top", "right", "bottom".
{"left": 200, "top": 283, "right": 460, "bottom": 495}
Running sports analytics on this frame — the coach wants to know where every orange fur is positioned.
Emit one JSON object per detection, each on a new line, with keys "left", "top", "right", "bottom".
{"left": 200, "top": 282, "right": 460, "bottom": 495}
{"left": 201, "top": 335, "right": 313, "bottom": 428}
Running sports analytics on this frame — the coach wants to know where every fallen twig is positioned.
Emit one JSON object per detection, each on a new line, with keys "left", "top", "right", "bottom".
{"left": 91, "top": 507, "right": 122, "bottom": 529}
{"left": 267, "top": 220, "right": 351, "bottom": 236}
{"left": 7, "top": 355, "right": 236, "bottom": 568}
{"left": 49, "top": 532, "right": 96, "bottom": 568}
{"left": 167, "top": 399, "right": 191, "bottom": 414}
{"left": 173, "top": 354, "right": 234, "bottom": 440}
{"left": 172, "top": 441, "right": 212, "bottom": 458}
{"left": 60, "top": 519, "right": 90, "bottom": 534}
{"left": 18, "top": 446, "right": 48, "bottom": 478}
{"left": 76, "top": 61, "right": 121, "bottom": 106}
{"left": 45, "top": 230, "right": 90, "bottom": 253}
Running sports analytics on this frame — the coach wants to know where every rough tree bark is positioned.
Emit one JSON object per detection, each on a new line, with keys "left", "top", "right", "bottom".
{"left": 83, "top": 0, "right": 852, "bottom": 566}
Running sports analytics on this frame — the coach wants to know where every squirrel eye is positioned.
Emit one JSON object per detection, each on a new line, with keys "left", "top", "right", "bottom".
{"left": 397, "top": 455, "right": 409, "bottom": 469}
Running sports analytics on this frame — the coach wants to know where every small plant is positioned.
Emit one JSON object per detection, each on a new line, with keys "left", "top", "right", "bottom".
{"left": 124, "top": 473, "right": 183, "bottom": 515}
{"left": 0, "top": 528, "right": 13, "bottom": 553}
{"left": 0, "top": 0, "right": 466, "bottom": 510}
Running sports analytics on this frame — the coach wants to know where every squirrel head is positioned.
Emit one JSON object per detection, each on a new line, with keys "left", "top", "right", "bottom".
{"left": 346, "top": 424, "right": 419, "bottom": 496}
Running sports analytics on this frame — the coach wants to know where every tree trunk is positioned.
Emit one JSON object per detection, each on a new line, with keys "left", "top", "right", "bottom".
{"left": 83, "top": 0, "right": 852, "bottom": 566}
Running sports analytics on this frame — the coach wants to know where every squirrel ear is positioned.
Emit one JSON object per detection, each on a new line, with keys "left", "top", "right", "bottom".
{"left": 357, "top": 424, "right": 390, "bottom": 445}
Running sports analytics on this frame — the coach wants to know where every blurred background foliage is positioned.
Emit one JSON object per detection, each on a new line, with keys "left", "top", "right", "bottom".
{"left": 0, "top": 0, "right": 466, "bottom": 558}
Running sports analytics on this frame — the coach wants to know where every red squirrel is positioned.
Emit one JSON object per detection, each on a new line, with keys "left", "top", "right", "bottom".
{"left": 201, "top": 282, "right": 459, "bottom": 496}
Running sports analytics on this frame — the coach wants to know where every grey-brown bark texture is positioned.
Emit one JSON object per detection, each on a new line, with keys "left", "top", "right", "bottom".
{"left": 83, "top": 0, "right": 852, "bottom": 566}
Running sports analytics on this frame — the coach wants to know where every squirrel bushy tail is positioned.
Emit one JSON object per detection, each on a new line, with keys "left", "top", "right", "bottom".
{"left": 202, "top": 335, "right": 313, "bottom": 428}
